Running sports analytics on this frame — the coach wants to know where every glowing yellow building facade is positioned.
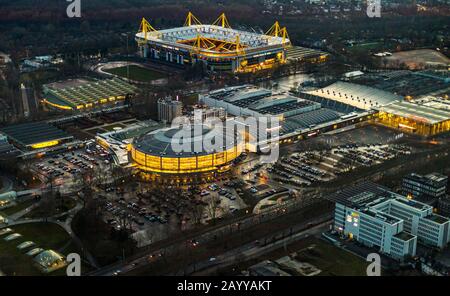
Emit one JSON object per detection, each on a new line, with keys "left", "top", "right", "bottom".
{"left": 131, "top": 125, "right": 244, "bottom": 175}
{"left": 375, "top": 101, "right": 450, "bottom": 136}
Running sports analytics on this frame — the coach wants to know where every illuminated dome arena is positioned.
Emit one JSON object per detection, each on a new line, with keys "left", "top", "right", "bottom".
{"left": 131, "top": 124, "right": 244, "bottom": 175}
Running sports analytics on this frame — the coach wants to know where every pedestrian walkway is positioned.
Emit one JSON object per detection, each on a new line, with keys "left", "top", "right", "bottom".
{"left": 8, "top": 202, "right": 41, "bottom": 221}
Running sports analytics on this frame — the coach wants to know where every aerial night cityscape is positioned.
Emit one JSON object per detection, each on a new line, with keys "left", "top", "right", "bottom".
{"left": 0, "top": 0, "right": 449, "bottom": 287}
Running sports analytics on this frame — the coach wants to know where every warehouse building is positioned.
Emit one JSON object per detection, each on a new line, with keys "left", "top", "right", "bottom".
{"left": 0, "top": 122, "right": 73, "bottom": 150}
{"left": 201, "top": 85, "right": 321, "bottom": 119}
{"left": 303, "top": 81, "right": 402, "bottom": 111}
{"left": 375, "top": 101, "right": 450, "bottom": 136}
{"left": 42, "top": 78, "right": 138, "bottom": 111}
{"left": 201, "top": 85, "right": 373, "bottom": 148}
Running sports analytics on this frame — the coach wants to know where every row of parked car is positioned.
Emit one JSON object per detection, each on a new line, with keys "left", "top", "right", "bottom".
{"left": 241, "top": 163, "right": 264, "bottom": 175}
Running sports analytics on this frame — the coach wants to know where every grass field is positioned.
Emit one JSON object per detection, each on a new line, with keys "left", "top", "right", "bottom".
{"left": 104, "top": 65, "right": 166, "bottom": 82}
{"left": 0, "top": 223, "right": 71, "bottom": 275}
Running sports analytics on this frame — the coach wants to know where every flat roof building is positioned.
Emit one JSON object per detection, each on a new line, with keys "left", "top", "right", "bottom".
{"left": 0, "top": 132, "right": 20, "bottom": 160}
{"left": 0, "top": 122, "right": 73, "bottom": 150}
{"left": 330, "top": 182, "right": 450, "bottom": 260}
{"left": 201, "top": 85, "right": 322, "bottom": 119}
{"left": 402, "top": 172, "right": 448, "bottom": 201}
{"left": 42, "top": 78, "right": 138, "bottom": 111}
{"left": 248, "top": 260, "right": 292, "bottom": 276}
{"left": 375, "top": 101, "right": 450, "bottom": 136}
{"left": 157, "top": 97, "right": 183, "bottom": 124}
{"left": 201, "top": 84, "right": 373, "bottom": 148}
{"left": 303, "top": 81, "right": 402, "bottom": 111}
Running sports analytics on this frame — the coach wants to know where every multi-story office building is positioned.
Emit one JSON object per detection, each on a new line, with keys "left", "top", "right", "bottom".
{"left": 157, "top": 97, "right": 183, "bottom": 124}
{"left": 402, "top": 173, "right": 448, "bottom": 201}
{"left": 330, "top": 182, "right": 450, "bottom": 261}
{"left": 438, "top": 198, "right": 450, "bottom": 218}
{"left": 193, "top": 107, "right": 227, "bottom": 122}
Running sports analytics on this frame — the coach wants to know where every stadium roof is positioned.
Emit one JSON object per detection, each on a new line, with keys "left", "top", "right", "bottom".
{"left": 304, "top": 81, "right": 402, "bottom": 110}
{"left": 43, "top": 78, "right": 138, "bottom": 110}
{"left": 377, "top": 101, "right": 450, "bottom": 124}
{"left": 0, "top": 122, "right": 73, "bottom": 148}
{"left": 136, "top": 24, "right": 286, "bottom": 50}
{"left": 133, "top": 124, "right": 242, "bottom": 157}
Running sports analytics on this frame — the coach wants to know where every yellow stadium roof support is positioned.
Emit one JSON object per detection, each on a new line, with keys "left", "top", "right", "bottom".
{"left": 235, "top": 35, "right": 245, "bottom": 56}
{"left": 212, "top": 13, "right": 231, "bottom": 29}
{"left": 266, "top": 21, "right": 282, "bottom": 37}
{"left": 280, "top": 27, "right": 291, "bottom": 48}
{"left": 138, "top": 17, "right": 158, "bottom": 44}
{"left": 184, "top": 12, "right": 202, "bottom": 26}
{"left": 191, "top": 34, "right": 217, "bottom": 54}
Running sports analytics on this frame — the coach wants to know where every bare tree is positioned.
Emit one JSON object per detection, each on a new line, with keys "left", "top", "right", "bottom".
{"left": 205, "top": 194, "right": 223, "bottom": 223}
{"left": 190, "top": 204, "right": 205, "bottom": 225}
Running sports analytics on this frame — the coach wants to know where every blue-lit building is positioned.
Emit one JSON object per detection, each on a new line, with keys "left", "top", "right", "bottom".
{"left": 330, "top": 182, "right": 450, "bottom": 261}
{"left": 402, "top": 172, "right": 448, "bottom": 201}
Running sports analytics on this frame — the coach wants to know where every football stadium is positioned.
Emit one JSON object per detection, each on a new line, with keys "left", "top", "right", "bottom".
{"left": 130, "top": 124, "right": 244, "bottom": 178}
{"left": 42, "top": 78, "right": 138, "bottom": 111}
{"left": 136, "top": 12, "right": 292, "bottom": 73}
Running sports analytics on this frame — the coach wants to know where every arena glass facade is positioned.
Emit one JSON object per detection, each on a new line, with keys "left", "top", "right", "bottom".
{"left": 130, "top": 125, "right": 244, "bottom": 180}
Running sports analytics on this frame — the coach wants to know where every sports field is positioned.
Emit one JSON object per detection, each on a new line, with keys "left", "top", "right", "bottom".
{"left": 384, "top": 49, "right": 450, "bottom": 69}
{"left": 104, "top": 65, "right": 166, "bottom": 82}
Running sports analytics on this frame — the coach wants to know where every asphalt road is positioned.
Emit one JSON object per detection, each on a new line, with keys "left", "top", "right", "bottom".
{"left": 182, "top": 220, "right": 331, "bottom": 276}
{"left": 90, "top": 209, "right": 332, "bottom": 276}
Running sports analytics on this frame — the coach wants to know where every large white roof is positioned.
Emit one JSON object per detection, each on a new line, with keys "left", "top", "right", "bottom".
{"left": 377, "top": 101, "right": 450, "bottom": 124}
{"left": 136, "top": 24, "right": 287, "bottom": 49}
{"left": 304, "top": 81, "right": 402, "bottom": 110}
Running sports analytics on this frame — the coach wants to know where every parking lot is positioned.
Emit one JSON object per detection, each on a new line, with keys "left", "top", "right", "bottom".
{"left": 100, "top": 181, "right": 249, "bottom": 246}
{"left": 265, "top": 143, "right": 412, "bottom": 188}
{"left": 29, "top": 142, "right": 114, "bottom": 193}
